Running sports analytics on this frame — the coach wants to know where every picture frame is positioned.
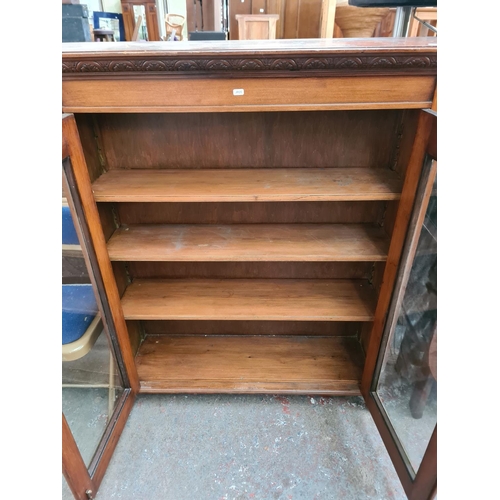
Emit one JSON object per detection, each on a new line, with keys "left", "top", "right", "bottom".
{"left": 93, "top": 11, "right": 126, "bottom": 42}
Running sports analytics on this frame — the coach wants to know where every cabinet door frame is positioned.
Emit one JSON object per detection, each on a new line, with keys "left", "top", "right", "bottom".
{"left": 62, "top": 113, "right": 138, "bottom": 499}
{"left": 362, "top": 109, "right": 437, "bottom": 499}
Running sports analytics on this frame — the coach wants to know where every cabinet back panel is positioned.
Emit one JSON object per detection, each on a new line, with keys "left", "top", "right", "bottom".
{"left": 126, "top": 262, "right": 373, "bottom": 280}
{"left": 94, "top": 110, "right": 403, "bottom": 170}
{"left": 115, "top": 201, "right": 386, "bottom": 225}
{"left": 142, "top": 320, "right": 361, "bottom": 337}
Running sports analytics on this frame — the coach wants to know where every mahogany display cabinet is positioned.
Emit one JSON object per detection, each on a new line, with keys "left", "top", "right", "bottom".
{"left": 62, "top": 38, "right": 437, "bottom": 500}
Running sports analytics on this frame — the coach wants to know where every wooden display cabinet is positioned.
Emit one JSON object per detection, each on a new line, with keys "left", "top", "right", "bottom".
{"left": 62, "top": 38, "right": 437, "bottom": 499}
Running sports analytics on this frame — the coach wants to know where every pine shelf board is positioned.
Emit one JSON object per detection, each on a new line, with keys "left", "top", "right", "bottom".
{"left": 92, "top": 168, "right": 402, "bottom": 202}
{"left": 107, "top": 224, "right": 390, "bottom": 262}
{"left": 121, "top": 279, "right": 377, "bottom": 321}
{"left": 136, "top": 335, "right": 364, "bottom": 394}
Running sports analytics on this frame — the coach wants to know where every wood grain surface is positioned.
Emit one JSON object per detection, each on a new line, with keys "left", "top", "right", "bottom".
{"left": 107, "top": 224, "right": 390, "bottom": 261}
{"left": 92, "top": 110, "right": 406, "bottom": 170}
{"left": 114, "top": 202, "right": 385, "bottom": 228}
{"left": 63, "top": 75, "right": 435, "bottom": 113}
{"left": 93, "top": 168, "right": 402, "bottom": 202}
{"left": 136, "top": 335, "right": 364, "bottom": 394}
{"left": 121, "top": 279, "right": 377, "bottom": 321}
{"left": 126, "top": 261, "right": 373, "bottom": 280}
{"left": 361, "top": 110, "right": 434, "bottom": 395}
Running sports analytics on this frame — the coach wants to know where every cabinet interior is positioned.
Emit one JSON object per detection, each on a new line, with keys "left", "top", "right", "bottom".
{"left": 75, "top": 109, "right": 419, "bottom": 394}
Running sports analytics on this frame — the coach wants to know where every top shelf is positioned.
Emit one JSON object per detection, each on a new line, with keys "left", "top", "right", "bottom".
{"left": 92, "top": 168, "right": 402, "bottom": 203}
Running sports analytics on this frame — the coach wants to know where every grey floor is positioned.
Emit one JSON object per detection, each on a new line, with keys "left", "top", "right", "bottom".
{"left": 63, "top": 387, "right": 113, "bottom": 467}
{"left": 379, "top": 366, "right": 436, "bottom": 472}
{"left": 64, "top": 393, "right": 407, "bottom": 500}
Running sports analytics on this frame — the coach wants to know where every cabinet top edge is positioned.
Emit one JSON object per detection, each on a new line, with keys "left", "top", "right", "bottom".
{"left": 62, "top": 38, "right": 436, "bottom": 78}
{"left": 62, "top": 38, "right": 437, "bottom": 56}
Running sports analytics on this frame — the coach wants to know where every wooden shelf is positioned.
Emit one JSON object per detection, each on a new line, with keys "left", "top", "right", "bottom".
{"left": 107, "top": 224, "right": 390, "bottom": 262}
{"left": 92, "top": 168, "right": 402, "bottom": 202}
{"left": 121, "top": 279, "right": 376, "bottom": 321}
{"left": 136, "top": 335, "right": 364, "bottom": 394}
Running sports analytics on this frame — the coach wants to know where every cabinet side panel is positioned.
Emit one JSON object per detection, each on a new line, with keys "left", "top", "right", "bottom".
{"left": 125, "top": 320, "right": 142, "bottom": 357}
{"left": 74, "top": 114, "right": 106, "bottom": 183}
{"left": 112, "top": 261, "right": 130, "bottom": 297}
{"left": 382, "top": 200, "right": 400, "bottom": 238}
{"left": 392, "top": 109, "right": 420, "bottom": 178}
{"left": 96, "top": 203, "right": 117, "bottom": 241}
{"left": 296, "top": 0, "right": 322, "bottom": 38}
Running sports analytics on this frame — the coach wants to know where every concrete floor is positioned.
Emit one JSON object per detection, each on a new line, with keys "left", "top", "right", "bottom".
{"left": 63, "top": 387, "right": 113, "bottom": 467}
{"left": 64, "top": 393, "right": 407, "bottom": 500}
{"left": 63, "top": 332, "right": 124, "bottom": 467}
{"left": 379, "top": 367, "right": 436, "bottom": 472}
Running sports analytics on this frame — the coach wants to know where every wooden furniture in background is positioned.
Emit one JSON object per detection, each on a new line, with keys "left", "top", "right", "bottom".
{"left": 186, "top": 0, "right": 222, "bottom": 33}
{"left": 62, "top": 39, "right": 437, "bottom": 499}
{"left": 93, "top": 29, "right": 115, "bottom": 42}
{"left": 235, "top": 14, "right": 279, "bottom": 40}
{"left": 409, "top": 8, "right": 437, "bottom": 37}
{"left": 334, "top": 0, "right": 389, "bottom": 37}
{"left": 372, "top": 8, "right": 396, "bottom": 37}
{"left": 131, "top": 14, "right": 142, "bottom": 41}
{"left": 229, "top": 0, "right": 336, "bottom": 39}
{"left": 165, "top": 13, "right": 185, "bottom": 40}
{"left": 320, "top": 0, "right": 337, "bottom": 37}
{"left": 121, "top": 0, "right": 160, "bottom": 41}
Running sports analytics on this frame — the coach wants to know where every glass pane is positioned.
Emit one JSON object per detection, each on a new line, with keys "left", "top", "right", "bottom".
{"left": 133, "top": 5, "right": 148, "bottom": 40}
{"left": 376, "top": 173, "right": 437, "bottom": 474}
{"left": 62, "top": 178, "right": 124, "bottom": 468}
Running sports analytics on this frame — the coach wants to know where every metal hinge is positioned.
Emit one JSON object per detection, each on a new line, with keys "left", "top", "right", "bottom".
{"left": 86, "top": 490, "right": 94, "bottom": 500}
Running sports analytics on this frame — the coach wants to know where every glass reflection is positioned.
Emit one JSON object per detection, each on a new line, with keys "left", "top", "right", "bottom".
{"left": 62, "top": 183, "right": 123, "bottom": 468}
{"left": 377, "top": 174, "right": 437, "bottom": 473}
{"left": 133, "top": 5, "right": 148, "bottom": 40}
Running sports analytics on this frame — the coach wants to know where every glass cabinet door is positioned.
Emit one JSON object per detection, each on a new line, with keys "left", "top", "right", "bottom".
{"left": 366, "top": 145, "right": 437, "bottom": 500}
{"left": 62, "top": 113, "right": 136, "bottom": 500}
{"left": 62, "top": 190, "right": 125, "bottom": 469}
{"left": 376, "top": 163, "right": 437, "bottom": 475}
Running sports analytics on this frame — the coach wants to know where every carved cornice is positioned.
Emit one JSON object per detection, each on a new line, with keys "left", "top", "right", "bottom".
{"left": 62, "top": 53, "right": 437, "bottom": 78}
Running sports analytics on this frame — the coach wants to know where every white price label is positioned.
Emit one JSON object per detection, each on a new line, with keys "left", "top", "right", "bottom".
{"left": 233, "top": 89, "right": 245, "bottom": 96}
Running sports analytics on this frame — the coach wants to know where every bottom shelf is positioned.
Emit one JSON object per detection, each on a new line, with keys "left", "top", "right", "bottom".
{"left": 136, "top": 335, "right": 365, "bottom": 395}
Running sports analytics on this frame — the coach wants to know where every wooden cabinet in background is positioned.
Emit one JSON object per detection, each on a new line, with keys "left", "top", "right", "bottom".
{"left": 62, "top": 38, "right": 437, "bottom": 500}
{"left": 228, "top": 0, "right": 335, "bottom": 39}
{"left": 121, "top": 0, "right": 160, "bottom": 41}
{"left": 235, "top": 14, "right": 279, "bottom": 39}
